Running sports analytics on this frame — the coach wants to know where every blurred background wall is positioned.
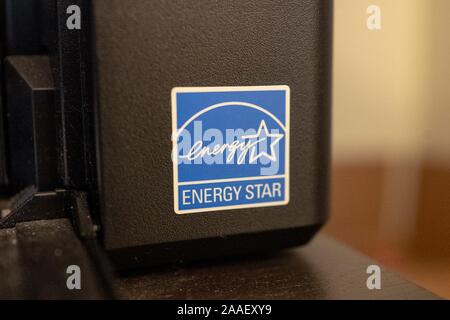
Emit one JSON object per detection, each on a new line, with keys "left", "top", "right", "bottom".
{"left": 326, "top": 0, "right": 450, "bottom": 298}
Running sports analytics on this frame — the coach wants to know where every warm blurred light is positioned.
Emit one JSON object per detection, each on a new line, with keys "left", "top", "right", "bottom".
{"left": 327, "top": 0, "right": 450, "bottom": 298}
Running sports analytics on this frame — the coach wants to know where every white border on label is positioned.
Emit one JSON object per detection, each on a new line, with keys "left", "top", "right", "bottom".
{"left": 171, "top": 85, "right": 290, "bottom": 214}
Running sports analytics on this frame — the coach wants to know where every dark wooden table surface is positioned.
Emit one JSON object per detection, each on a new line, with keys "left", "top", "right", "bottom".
{"left": 0, "top": 219, "right": 441, "bottom": 299}
{"left": 117, "top": 234, "right": 440, "bottom": 300}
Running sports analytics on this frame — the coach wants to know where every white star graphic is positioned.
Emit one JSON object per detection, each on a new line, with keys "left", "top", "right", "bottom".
{"left": 242, "top": 120, "right": 284, "bottom": 164}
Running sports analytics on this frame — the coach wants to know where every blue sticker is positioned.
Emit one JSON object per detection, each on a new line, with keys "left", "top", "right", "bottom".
{"left": 172, "top": 86, "right": 290, "bottom": 214}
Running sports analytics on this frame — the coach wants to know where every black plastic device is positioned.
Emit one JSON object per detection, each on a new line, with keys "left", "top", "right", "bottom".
{"left": 0, "top": 0, "right": 332, "bottom": 269}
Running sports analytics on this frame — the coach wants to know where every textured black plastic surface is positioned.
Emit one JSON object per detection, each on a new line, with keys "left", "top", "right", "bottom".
{"left": 93, "top": 0, "right": 332, "bottom": 266}
{"left": 5, "top": 55, "right": 57, "bottom": 193}
{"left": 3, "top": 0, "right": 49, "bottom": 55}
{"left": 49, "top": 0, "right": 98, "bottom": 191}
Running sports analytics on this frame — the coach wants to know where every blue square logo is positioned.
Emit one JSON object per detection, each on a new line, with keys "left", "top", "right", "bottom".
{"left": 172, "top": 86, "right": 290, "bottom": 214}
